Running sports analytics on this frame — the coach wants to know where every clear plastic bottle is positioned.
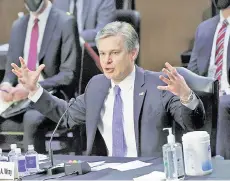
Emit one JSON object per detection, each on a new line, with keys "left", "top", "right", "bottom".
{"left": 15, "top": 148, "right": 27, "bottom": 177}
{"left": 162, "top": 128, "right": 185, "bottom": 180}
{"left": 8, "top": 144, "right": 17, "bottom": 162}
{"left": 25, "top": 145, "right": 39, "bottom": 173}
{"left": 0, "top": 148, "right": 8, "bottom": 161}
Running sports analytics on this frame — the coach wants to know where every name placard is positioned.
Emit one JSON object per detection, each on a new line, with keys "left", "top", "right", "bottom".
{"left": 0, "top": 162, "right": 14, "bottom": 180}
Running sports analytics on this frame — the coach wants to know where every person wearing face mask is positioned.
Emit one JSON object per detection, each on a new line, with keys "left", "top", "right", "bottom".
{"left": 52, "top": 0, "right": 116, "bottom": 44}
{"left": 0, "top": 0, "right": 81, "bottom": 153}
{"left": 188, "top": 0, "right": 230, "bottom": 159}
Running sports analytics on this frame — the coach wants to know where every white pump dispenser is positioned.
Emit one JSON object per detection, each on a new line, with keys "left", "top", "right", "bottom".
{"left": 163, "top": 128, "right": 175, "bottom": 144}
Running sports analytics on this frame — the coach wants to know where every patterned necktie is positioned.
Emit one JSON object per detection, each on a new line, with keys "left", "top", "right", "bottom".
{"left": 27, "top": 18, "right": 39, "bottom": 71}
{"left": 215, "top": 20, "right": 228, "bottom": 88}
{"left": 112, "top": 85, "right": 127, "bottom": 157}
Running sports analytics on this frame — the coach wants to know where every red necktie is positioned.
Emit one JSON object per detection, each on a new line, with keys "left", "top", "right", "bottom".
{"left": 215, "top": 20, "right": 228, "bottom": 88}
{"left": 27, "top": 18, "right": 39, "bottom": 71}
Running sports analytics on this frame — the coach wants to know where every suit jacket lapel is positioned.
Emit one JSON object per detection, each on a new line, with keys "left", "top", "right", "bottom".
{"left": 81, "top": 0, "right": 89, "bottom": 30}
{"left": 86, "top": 76, "right": 110, "bottom": 154}
{"left": 90, "top": 77, "right": 110, "bottom": 130}
{"left": 65, "top": 0, "right": 71, "bottom": 12}
{"left": 38, "top": 7, "right": 58, "bottom": 62}
{"left": 55, "top": 0, "right": 70, "bottom": 12}
{"left": 18, "top": 15, "right": 30, "bottom": 60}
{"left": 133, "top": 66, "right": 146, "bottom": 155}
{"left": 198, "top": 15, "right": 219, "bottom": 76}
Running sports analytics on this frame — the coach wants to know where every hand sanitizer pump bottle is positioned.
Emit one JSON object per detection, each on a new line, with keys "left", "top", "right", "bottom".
{"left": 162, "top": 128, "right": 185, "bottom": 180}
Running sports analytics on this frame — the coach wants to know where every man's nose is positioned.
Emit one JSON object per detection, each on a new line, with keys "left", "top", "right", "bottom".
{"left": 105, "top": 55, "right": 112, "bottom": 64}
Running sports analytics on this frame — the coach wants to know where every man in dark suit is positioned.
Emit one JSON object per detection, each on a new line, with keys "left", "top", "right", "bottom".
{"left": 12, "top": 22, "right": 205, "bottom": 157}
{"left": 187, "top": 0, "right": 230, "bottom": 159}
{"left": 52, "top": 0, "right": 116, "bottom": 43}
{"left": 0, "top": 0, "right": 81, "bottom": 152}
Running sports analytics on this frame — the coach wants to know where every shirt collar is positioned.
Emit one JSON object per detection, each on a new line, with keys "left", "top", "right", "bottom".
{"left": 111, "top": 65, "right": 136, "bottom": 92}
{"left": 29, "top": 0, "right": 52, "bottom": 23}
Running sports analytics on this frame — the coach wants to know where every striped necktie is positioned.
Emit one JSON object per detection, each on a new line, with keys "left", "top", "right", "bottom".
{"left": 215, "top": 20, "right": 228, "bottom": 89}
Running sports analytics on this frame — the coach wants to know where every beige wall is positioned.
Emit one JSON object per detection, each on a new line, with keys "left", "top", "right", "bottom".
{"left": 136, "top": 0, "right": 211, "bottom": 71}
{"left": 0, "top": 0, "right": 26, "bottom": 43}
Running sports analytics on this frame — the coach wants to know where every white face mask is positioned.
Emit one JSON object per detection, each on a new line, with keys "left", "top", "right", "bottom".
{"left": 213, "top": 0, "right": 230, "bottom": 10}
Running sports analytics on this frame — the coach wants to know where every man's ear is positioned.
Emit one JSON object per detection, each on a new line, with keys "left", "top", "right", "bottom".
{"left": 130, "top": 48, "right": 139, "bottom": 62}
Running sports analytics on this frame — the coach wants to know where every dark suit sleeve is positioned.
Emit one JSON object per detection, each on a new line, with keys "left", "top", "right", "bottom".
{"left": 80, "top": 0, "right": 116, "bottom": 42}
{"left": 39, "top": 16, "right": 81, "bottom": 91}
{"left": 2, "top": 21, "right": 18, "bottom": 85}
{"left": 33, "top": 75, "right": 97, "bottom": 128}
{"left": 187, "top": 25, "right": 200, "bottom": 74}
{"left": 162, "top": 91, "right": 205, "bottom": 131}
{"left": 33, "top": 89, "right": 86, "bottom": 129}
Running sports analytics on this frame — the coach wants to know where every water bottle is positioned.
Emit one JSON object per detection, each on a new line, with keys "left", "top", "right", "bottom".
{"left": 15, "top": 148, "right": 27, "bottom": 177}
{"left": 25, "top": 145, "right": 39, "bottom": 173}
{"left": 8, "top": 144, "right": 17, "bottom": 162}
{"left": 0, "top": 148, "right": 8, "bottom": 161}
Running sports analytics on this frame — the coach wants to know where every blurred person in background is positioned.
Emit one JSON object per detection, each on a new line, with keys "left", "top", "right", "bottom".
{"left": 188, "top": 0, "right": 230, "bottom": 159}
{"left": 52, "top": 0, "right": 116, "bottom": 44}
{"left": 0, "top": 0, "right": 81, "bottom": 153}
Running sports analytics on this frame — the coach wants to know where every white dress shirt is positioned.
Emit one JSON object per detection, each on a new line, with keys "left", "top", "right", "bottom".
{"left": 208, "top": 11, "right": 230, "bottom": 94}
{"left": 29, "top": 66, "right": 199, "bottom": 157}
{"left": 69, "top": 0, "right": 83, "bottom": 33}
{"left": 98, "top": 67, "right": 137, "bottom": 157}
{"left": 23, "top": 1, "right": 52, "bottom": 81}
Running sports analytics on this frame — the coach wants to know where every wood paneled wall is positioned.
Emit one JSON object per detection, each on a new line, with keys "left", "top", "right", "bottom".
{"left": 0, "top": 0, "right": 27, "bottom": 43}
{"left": 136, "top": 0, "right": 211, "bottom": 70}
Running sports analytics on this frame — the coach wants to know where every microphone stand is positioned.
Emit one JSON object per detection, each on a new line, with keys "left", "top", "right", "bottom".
{"left": 45, "top": 98, "right": 75, "bottom": 176}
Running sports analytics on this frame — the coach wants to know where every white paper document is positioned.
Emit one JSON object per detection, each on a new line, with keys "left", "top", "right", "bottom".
{"left": 88, "top": 161, "right": 105, "bottom": 168}
{"left": 91, "top": 162, "right": 122, "bottom": 171}
{"left": 110, "top": 160, "right": 152, "bottom": 171}
{"left": 0, "top": 44, "right": 9, "bottom": 51}
{"left": 38, "top": 154, "right": 48, "bottom": 161}
{"left": 133, "top": 171, "right": 166, "bottom": 181}
{"left": 0, "top": 99, "right": 14, "bottom": 114}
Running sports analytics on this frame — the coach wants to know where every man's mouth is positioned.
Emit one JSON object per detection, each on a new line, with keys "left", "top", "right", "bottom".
{"left": 105, "top": 68, "right": 114, "bottom": 73}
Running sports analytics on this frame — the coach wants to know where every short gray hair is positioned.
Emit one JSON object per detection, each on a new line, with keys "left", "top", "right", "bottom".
{"left": 95, "top": 21, "right": 139, "bottom": 53}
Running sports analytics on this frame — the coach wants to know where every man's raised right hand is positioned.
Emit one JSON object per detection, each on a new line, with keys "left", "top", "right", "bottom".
{"left": 11, "top": 57, "right": 45, "bottom": 93}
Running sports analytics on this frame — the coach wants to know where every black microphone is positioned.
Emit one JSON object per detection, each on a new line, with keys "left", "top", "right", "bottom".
{"left": 46, "top": 98, "right": 75, "bottom": 175}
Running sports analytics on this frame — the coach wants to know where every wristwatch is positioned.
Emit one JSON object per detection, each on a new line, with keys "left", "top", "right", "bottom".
{"left": 180, "top": 90, "right": 194, "bottom": 104}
